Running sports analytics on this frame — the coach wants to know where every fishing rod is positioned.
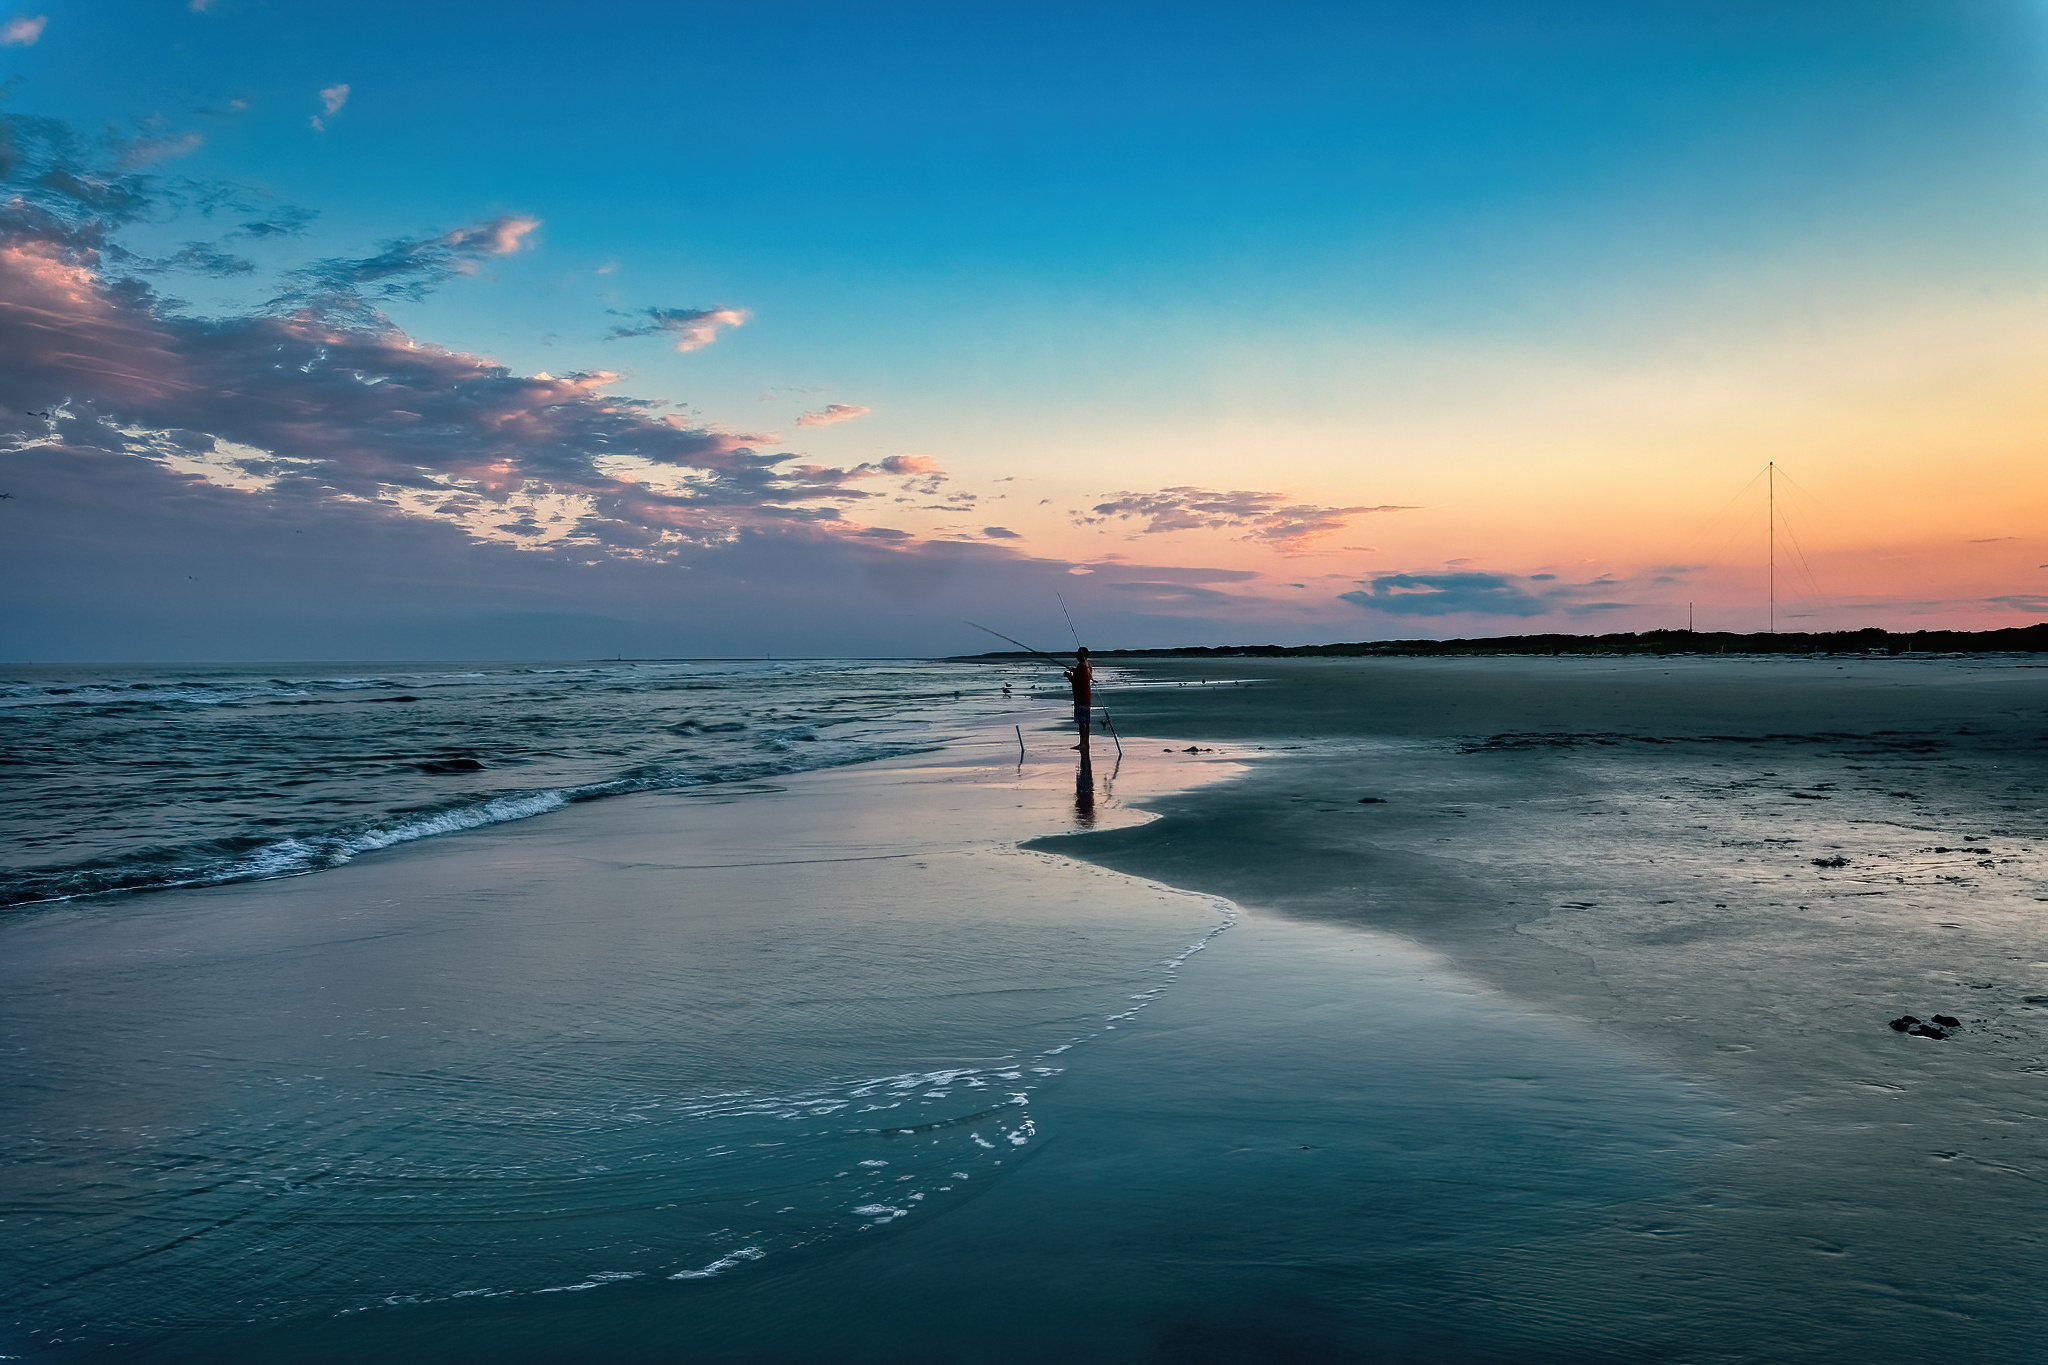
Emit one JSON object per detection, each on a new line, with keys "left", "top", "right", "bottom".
{"left": 1055, "top": 591, "right": 1082, "bottom": 649}
{"left": 964, "top": 621, "right": 1067, "bottom": 662}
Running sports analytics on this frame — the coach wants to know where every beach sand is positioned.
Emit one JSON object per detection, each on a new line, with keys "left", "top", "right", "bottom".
{"left": 6, "top": 654, "right": 2045, "bottom": 1362}
{"left": 1038, "top": 654, "right": 2048, "bottom": 1357}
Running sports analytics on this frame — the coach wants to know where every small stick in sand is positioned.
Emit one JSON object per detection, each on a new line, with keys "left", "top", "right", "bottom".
{"left": 1015, "top": 725, "right": 1026, "bottom": 764}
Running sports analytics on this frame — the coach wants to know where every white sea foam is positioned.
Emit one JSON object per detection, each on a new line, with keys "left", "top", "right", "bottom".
{"left": 669, "top": 1247, "right": 765, "bottom": 1280}
{"left": 536, "top": 1270, "right": 646, "bottom": 1293}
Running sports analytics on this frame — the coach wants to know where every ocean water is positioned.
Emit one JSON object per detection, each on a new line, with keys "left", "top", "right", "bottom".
{"left": 0, "top": 658, "right": 1038, "bottom": 909}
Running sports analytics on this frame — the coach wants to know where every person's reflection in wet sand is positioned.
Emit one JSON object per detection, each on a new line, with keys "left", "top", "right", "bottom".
{"left": 1074, "top": 736, "right": 1097, "bottom": 826}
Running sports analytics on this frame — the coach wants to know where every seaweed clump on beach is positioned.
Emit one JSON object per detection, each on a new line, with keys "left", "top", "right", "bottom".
{"left": 1889, "top": 1014, "right": 1962, "bottom": 1039}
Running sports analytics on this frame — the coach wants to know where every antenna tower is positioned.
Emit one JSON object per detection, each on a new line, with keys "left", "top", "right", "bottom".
{"left": 1767, "top": 461, "right": 1776, "bottom": 634}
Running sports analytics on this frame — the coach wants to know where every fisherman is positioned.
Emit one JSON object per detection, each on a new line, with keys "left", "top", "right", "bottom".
{"left": 1063, "top": 645, "right": 1092, "bottom": 746}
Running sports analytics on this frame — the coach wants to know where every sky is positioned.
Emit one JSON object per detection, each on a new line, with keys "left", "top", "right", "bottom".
{"left": 1, "top": 0, "right": 2044, "bottom": 659}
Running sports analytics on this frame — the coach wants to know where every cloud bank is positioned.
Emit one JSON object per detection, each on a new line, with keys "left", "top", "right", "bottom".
{"left": 0, "top": 114, "right": 920, "bottom": 565}
{"left": 0, "top": 106, "right": 1512, "bottom": 658}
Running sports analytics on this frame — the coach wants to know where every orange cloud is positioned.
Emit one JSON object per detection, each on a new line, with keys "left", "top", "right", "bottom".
{"left": 796, "top": 403, "right": 871, "bottom": 427}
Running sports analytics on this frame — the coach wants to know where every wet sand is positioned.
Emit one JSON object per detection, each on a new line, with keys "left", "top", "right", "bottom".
{"left": 1038, "top": 654, "right": 2048, "bottom": 1356}
{"left": 6, "top": 709, "right": 1741, "bottom": 1364}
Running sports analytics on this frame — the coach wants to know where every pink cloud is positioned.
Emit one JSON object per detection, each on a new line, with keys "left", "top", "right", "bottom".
{"left": 0, "top": 240, "right": 189, "bottom": 403}
{"left": 1, "top": 14, "right": 45, "bottom": 44}
{"left": 606, "top": 305, "right": 747, "bottom": 352}
{"left": 841, "top": 453, "right": 946, "bottom": 496}
{"left": 796, "top": 403, "right": 871, "bottom": 427}
{"left": 441, "top": 214, "right": 538, "bottom": 257}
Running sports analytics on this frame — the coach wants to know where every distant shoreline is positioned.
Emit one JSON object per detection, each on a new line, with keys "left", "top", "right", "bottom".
{"left": 956, "top": 621, "right": 2048, "bottom": 660}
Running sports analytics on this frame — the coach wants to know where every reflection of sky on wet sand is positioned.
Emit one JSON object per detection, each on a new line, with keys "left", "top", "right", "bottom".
{"left": 0, "top": 719, "right": 1252, "bottom": 1352}
{"left": 20, "top": 711, "right": 1744, "bottom": 1363}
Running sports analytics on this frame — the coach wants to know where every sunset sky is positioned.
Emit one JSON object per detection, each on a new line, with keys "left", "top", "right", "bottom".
{"left": 3, "top": 0, "right": 2044, "bottom": 659}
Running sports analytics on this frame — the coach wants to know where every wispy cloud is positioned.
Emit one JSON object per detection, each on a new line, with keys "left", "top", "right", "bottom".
{"left": 266, "top": 213, "right": 539, "bottom": 325}
{"left": 1, "top": 14, "right": 45, "bottom": 45}
{"left": 1080, "top": 486, "right": 1414, "bottom": 553}
{"left": 982, "top": 526, "right": 1021, "bottom": 539}
{"left": 605, "top": 305, "right": 748, "bottom": 352}
{"left": 1102, "top": 580, "right": 1268, "bottom": 608}
{"left": 113, "top": 131, "right": 205, "bottom": 169}
{"left": 795, "top": 403, "right": 870, "bottom": 427}
{"left": 309, "top": 84, "right": 350, "bottom": 133}
{"left": 1339, "top": 570, "right": 1641, "bottom": 618}
{"left": 1341, "top": 572, "right": 1554, "bottom": 617}
{"left": 845, "top": 453, "right": 947, "bottom": 496}
{"left": 132, "top": 241, "right": 255, "bottom": 277}
{"left": 869, "top": 454, "right": 938, "bottom": 475}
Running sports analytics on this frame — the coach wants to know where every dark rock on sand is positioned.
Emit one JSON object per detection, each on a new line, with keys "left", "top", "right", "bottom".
{"left": 1931, "top": 1015, "right": 1960, "bottom": 1027}
{"left": 1812, "top": 855, "right": 1850, "bottom": 868}
{"left": 1358, "top": 797, "right": 1388, "bottom": 804}
{"left": 1909, "top": 1024, "right": 1950, "bottom": 1039}
{"left": 1889, "top": 1016, "right": 1918, "bottom": 1031}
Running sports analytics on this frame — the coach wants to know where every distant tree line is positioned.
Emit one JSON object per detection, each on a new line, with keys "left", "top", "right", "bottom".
{"left": 959, "top": 623, "right": 2048, "bottom": 660}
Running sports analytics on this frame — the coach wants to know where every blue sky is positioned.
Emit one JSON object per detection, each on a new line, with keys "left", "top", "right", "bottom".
{"left": 2, "top": 1, "right": 2044, "bottom": 657}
